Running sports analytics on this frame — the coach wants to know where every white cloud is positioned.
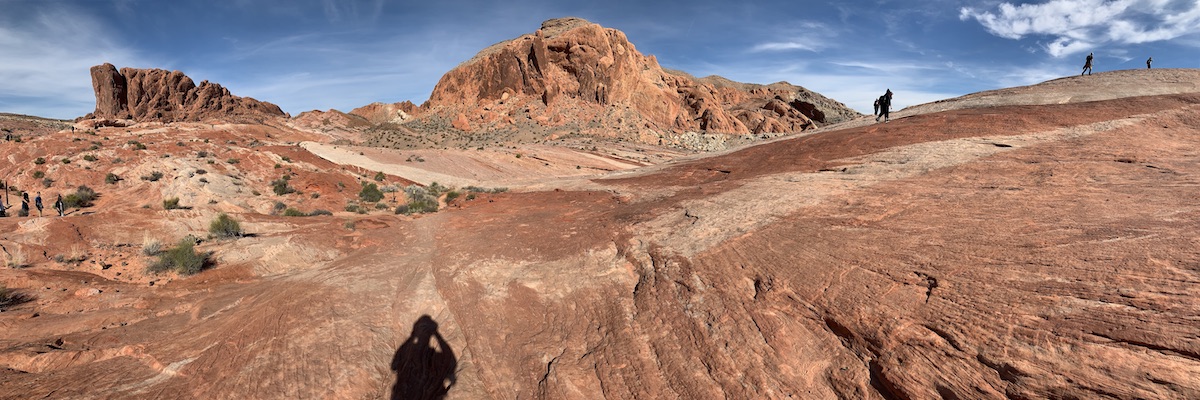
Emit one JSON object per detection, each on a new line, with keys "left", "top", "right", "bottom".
{"left": 751, "top": 42, "right": 818, "bottom": 52}
{"left": 0, "top": 5, "right": 143, "bottom": 119}
{"left": 960, "top": 0, "right": 1200, "bottom": 57}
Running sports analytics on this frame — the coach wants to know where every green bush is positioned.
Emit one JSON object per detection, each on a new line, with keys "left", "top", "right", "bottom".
{"left": 105, "top": 173, "right": 121, "bottom": 184}
{"left": 358, "top": 182, "right": 383, "bottom": 202}
{"left": 83, "top": 154, "right": 98, "bottom": 162}
{"left": 445, "top": 190, "right": 461, "bottom": 203}
{"left": 31, "top": 171, "right": 44, "bottom": 179}
{"left": 141, "top": 171, "right": 164, "bottom": 182}
{"left": 282, "top": 208, "right": 306, "bottom": 217}
{"left": 63, "top": 185, "right": 97, "bottom": 208}
{"left": 41, "top": 178, "right": 53, "bottom": 188}
{"left": 148, "top": 237, "right": 209, "bottom": 275}
{"left": 374, "top": 171, "right": 386, "bottom": 182}
{"left": 309, "top": 209, "right": 332, "bottom": 216}
{"left": 208, "top": 213, "right": 243, "bottom": 238}
{"left": 397, "top": 185, "right": 438, "bottom": 215}
{"left": 271, "top": 177, "right": 295, "bottom": 195}
{"left": 163, "top": 197, "right": 182, "bottom": 210}
{"left": 33, "top": 157, "right": 44, "bottom": 165}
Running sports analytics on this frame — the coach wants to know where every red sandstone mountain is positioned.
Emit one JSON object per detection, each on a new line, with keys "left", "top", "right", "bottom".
{"left": 420, "top": 17, "right": 857, "bottom": 137}
{"left": 84, "top": 63, "right": 286, "bottom": 124}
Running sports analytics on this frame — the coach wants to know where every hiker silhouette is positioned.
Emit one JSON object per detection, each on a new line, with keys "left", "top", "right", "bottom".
{"left": 391, "top": 315, "right": 457, "bottom": 400}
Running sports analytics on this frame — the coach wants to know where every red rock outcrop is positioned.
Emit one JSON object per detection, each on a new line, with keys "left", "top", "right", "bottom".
{"left": 349, "top": 101, "right": 419, "bottom": 124}
{"left": 84, "top": 63, "right": 286, "bottom": 123}
{"left": 422, "top": 18, "right": 858, "bottom": 137}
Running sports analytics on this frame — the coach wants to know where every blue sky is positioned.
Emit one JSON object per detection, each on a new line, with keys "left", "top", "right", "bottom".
{"left": 3, "top": 0, "right": 1200, "bottom": 120}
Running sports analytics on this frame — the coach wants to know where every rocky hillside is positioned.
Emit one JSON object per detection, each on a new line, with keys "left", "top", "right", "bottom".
{"left": 84, "top": 63, "right": 286, "bottom": 124}
{"left": 421, "top": 17, "right": 857, "bottom": 138}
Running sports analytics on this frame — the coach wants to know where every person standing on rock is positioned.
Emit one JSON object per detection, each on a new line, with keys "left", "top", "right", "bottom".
{"left": 54, "top": 194, "right": 64, "bottom": 217}
{"left": 1082, "top": 52, "right": 1094, "bottom": 75}
{"left": 1147, "top": 57, "right": 1152, "bottom": 69}
{"left": 875, "top": 89, "right": 893, "bottom": 123}
{"left": 20, "top": 193, "right": 29, "bottom": 217}
{"left": 873, "top": 97, "right": 880, "bottom": 117}
{"left": 34, "top": 192, "right": 43, "bottom": 217}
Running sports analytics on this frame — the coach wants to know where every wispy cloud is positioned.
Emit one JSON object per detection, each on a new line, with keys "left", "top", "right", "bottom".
{"left": 0, "top": 4, "right": 144, "bottom": 119}
{"left": 750, "top": 41, "right": 818, "bottom": 52}
{"left": 960, "top": 0, "right": 1200, "bottom": 57}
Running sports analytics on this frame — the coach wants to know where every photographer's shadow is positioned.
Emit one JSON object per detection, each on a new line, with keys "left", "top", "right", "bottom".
{"left": 391, "top": 315, "right": 457, "bottom": 400}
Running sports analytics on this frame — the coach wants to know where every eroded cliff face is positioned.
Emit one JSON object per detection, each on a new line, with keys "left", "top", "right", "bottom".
{"left": 85, "top": 63, "right": 286, "bottom": 123}
{"left": 422, "top": 18, "right": 858, "bottom": 137}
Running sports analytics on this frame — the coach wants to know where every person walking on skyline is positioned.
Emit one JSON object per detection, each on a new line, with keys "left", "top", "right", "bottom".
{"left": 1082, "top": 52, "right": 1094, "bottom": 75}
{"left": 1147, "top": 57, "right": 1152, "bottom": 69}
{"left": 875, "top": 89, "right": 893, "bottom": 123}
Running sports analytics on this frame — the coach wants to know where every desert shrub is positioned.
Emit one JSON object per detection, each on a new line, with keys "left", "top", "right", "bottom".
{"left": 83, "top": 154, "right": 98, "bottom": 162}
{"left": 63, "top": 185, "right": 97, "bottom": 208}
{"left": 33, "top": 157, "right": 44, "bottom": 165}
{"left": 397, "top": 185, "right": 438, "bottom": 215}
{"left": 358, "top": 182, "right": 383, "bottom": 203}
{"left": 196, "top": 150, "right": 208, "bottom": 158}
{"left": 208, "top": 213, "right": 243, "bottom": 238}
{"left": 427, "top": 182, "right": 447, "bottom": 197}
{"left": 105, "top": 173, "right": 121, "bottom": 184}
{"left": 272, "top": 201, "right": 287, "bottom": 214}
{"left": 141, "top": 171, "right": 164, "bottom": 182}
{"left": 281, "top": 156, "right": 291, "bottom": 162}
{"left": 5, "top": 247, "right": 27, "bottom": 268}
{"left": 149, "top": 237, "right": 209, "bottom": 275}
{"left": 226, "top": 158, "right": 239, "bottom": 164}
{"left": 163, "top": 197, "right": 182, "bottom": 210}
{"left": 270, "top": 177, "right": 295, "bottom": 195}
{"left": 344, "top": 203, "right": 361, "bottom": 213}
{"left": 60, "top": 158, "right": 70, "bottom": 164}
{"left": 142, "top": 234, "right": 162, "bottom": 256}
{"left": 282, "top": 208, "right": 306, "bottom": 217}
{"left": 308, "top": 209, "right": 332, "bottom": 216}
{"left": 445, "top": 190, "right": 461, "bottom": 203}
{"left": 374, "top": 171, "right": 386, "bottom": 182}
{"left": 41, "top": 178, "right": 53, "bottom": 188}
{"left": 0, "top": 285, "right": 31, "bottom": 309}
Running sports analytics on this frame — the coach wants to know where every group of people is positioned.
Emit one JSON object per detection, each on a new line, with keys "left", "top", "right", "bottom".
{"left": 1081, "top": 52, "right": 1154, "bottom": 76}
{"left": 0, "top": 191, "right": 65, "bottom": 218}
{"left": 873, "top": 89, "right": 893, "bottom": 123}
{"left": 871, "top": 52, "right": 1157, "bottom": 122}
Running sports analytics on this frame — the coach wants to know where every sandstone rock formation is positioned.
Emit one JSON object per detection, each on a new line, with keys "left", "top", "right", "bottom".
{"left": 420, "top": 17, "right": 858, "bottom": 137}
{"left": 84, "top": 63, "right": 286, "bottom": 123}
{"left": 349, "top": 101, "right": 419, "bottom": 124}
